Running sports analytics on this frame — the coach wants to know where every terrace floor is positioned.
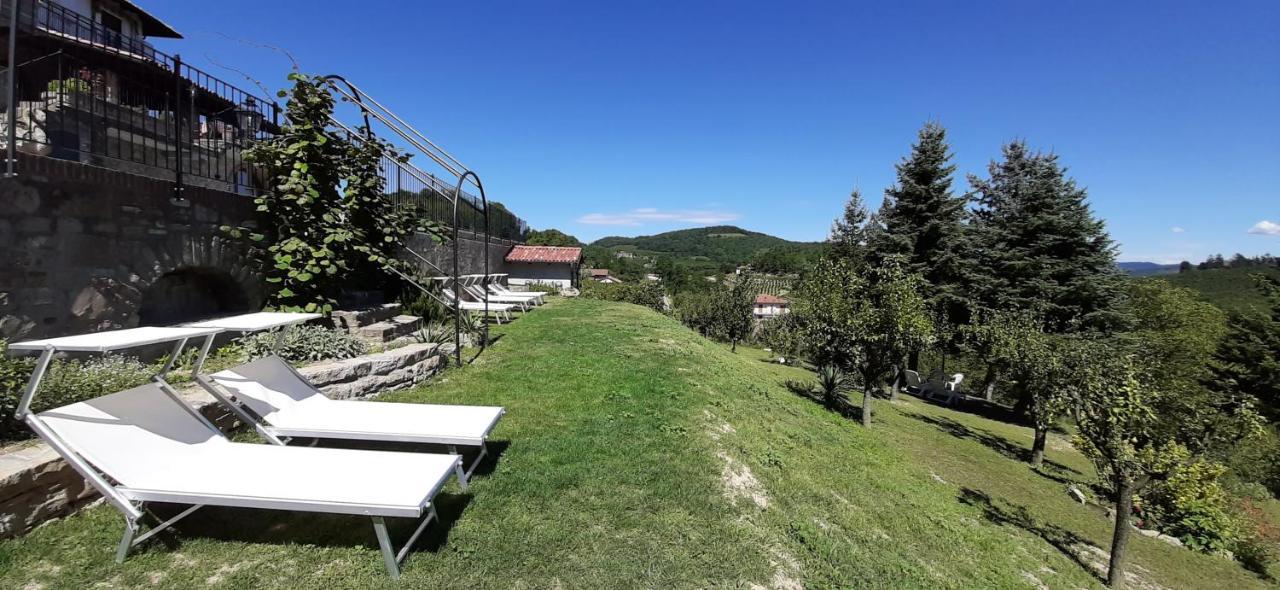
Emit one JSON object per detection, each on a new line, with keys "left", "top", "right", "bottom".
{"left": 0, "top": 298, "right": 1273, "bottom": 589}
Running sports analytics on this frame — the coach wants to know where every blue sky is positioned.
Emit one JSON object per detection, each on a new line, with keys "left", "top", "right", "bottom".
{"left": 149, "top": 0, "right": 1278, "bottom": 262}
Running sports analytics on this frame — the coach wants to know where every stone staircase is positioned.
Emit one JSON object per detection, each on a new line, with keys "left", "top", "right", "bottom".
{"left": 332, "top": 303, "right": 423, "bottom": 344}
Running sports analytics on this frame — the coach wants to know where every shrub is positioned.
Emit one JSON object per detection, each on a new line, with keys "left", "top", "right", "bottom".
{"left": 1, "top": 345, "right": 153, "bottom": 442}
{"left": 756, "top": 313, "right": 805, "bottom": 361}
{"left": 673, "top": 290, "right": 718, "bottom": 336}
{"left": 242, "top": 325, "right": 368, "bottom": 364}
{"left": 580, "top": 281, "right": 665, "bottom": 312}
{"left": 520, "top": 281, "right": 560, "bottom": 294}
{"left": 1138, "top": 456, "right": 1245, "bottom": 554}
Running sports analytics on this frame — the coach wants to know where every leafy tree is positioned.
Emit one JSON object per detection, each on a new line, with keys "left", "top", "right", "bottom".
{"left": 674, "top": 278, "right": 754, "bottom": 351}
{"left": 757, "top": 312, "right": 805, "bottom": 362}
{"left": 1208, "top": 274, "right": 1280, "bottom": 422}
{"left": 968, "top": 141, "right": 1127, "bottom": 335}
{"left": 829, "top": 187, "right": 869, "bottom": 262}
{"left": 1009, "top": 331, "right": 1075, "bottom": 469}
{"left": 1179, "top": 260, "right": 1193, "bottom": 273}
{"left": 867, "top": 122, "right": 972, "bottom": 363}
{"left": 717, "top": 275, "right": 756, "bottom": 352}
{"left": 1121, "top": 280, "right": 1265, "bottom": 460}
{"left": 525, "top": 228, "right": 583, "bottom": 247}
{"left": 1070, "top": 342, "right": 1261, "bottom": 587}
{"left": 1067, "top": 348, "right": 1165, "bottom": 588}
{"left": 795, "top": 258, "right": 934, "bottom": 426}
{"left": 232, "top": 73, "right": 443, "bottom": 313}
{"left": 235, "top": 73, "right": 353, "bottom": 312}
{"left": 959, "top": 309, "right": 1040, "bottom": 402}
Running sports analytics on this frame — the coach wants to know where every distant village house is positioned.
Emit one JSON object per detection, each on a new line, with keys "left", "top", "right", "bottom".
{"left": 753, "top": 294, "right": 790, "bottom": 319}
{"left": 586, "top": 269, "right": 623, "bottom": 283}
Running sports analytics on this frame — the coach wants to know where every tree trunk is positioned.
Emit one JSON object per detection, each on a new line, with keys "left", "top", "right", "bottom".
{"left": 1010, "top": 390, "right": 1032, "bottom": 423}
{"left": 1030, "top": 426, "right": 1047, "bottom": 469}
{"left": 980, "top": 367, "right": 999, "bottom": 402}
{"left": 1107, "top": 478, "right": 1135, "bottom": 588}
{"left": 908, "top": 350, "right": 920, "bottom": 372}
{"left": 888, "top": 367, "right": 901, "bottom": 401}
{"left": 861, "top": 386, "right": 873, "bottom": 426}
{"left": 731, "top": 339, "right": 737, "bottom": 353}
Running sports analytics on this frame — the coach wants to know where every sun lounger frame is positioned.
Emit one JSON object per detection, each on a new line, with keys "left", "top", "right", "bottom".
{"left": 8, "top": 327, "right": 456, "bottom": 578}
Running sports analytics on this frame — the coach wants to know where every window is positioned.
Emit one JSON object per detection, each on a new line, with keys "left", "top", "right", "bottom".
{"left": 98, "top": 10, "right": 122, "bottom": 49}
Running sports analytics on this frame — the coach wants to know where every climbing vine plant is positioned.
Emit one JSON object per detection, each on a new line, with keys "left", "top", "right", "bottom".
{"left": 226, "top": 72, "right": 443, "bottom": 313}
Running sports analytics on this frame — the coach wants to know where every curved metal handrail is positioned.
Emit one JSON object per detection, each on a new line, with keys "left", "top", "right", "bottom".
{"left": 451, "top": 170, "right": 489, "bottom": 365}
{"left": 320, "top": 73, "right": 495, "bottom": 363}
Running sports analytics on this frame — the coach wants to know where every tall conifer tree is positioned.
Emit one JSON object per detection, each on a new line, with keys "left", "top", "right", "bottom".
{"left": 967, "top": 141, "right": 1126, "bottom": 334}
{"left": 866, "top": 122, "right": 971, "bottom": 367}
{"left": 829, "top": 188, "right": 869, "bottom": 261}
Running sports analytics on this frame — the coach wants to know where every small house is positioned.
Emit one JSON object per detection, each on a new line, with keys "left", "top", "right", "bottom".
{"left": 586, "top": 269, "right": 622, "bottom": 284}
{"left": 505, "top": 245, "right": 583, "bottom": 290}
{"left": 753, "top": 294, "right": 790, "bottom": 319}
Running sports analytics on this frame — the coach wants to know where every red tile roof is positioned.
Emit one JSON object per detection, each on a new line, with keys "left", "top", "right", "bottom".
{"left": 505, "top": 245, "right": 583, "bottom": 264}
{"left": 755, "top": 294, "right": 789, "bottom": 305}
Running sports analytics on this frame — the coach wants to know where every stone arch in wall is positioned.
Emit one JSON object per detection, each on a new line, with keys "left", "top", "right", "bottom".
{"left": 62, "top": 233, "right": 265, "bottom": 335}
{"left": 137, "top": 267, "right": 251, "bottom": 326}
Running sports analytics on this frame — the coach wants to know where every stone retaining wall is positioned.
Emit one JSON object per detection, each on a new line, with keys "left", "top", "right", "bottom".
{"left": 0, "top": 343, "right": 444, "bottom": 539}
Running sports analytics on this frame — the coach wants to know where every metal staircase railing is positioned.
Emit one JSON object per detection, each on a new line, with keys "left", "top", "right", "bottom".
{"left": 321, "top": 74, "right": 491, "bottom": 364}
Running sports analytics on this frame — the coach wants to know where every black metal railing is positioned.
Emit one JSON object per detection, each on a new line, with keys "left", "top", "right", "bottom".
{"left": 1, "top": 0, "right": 278, "bottom": 195}
{"left": 1, "top": 0, "right": 527, "bottom": 237}
{"left": 25, "top": 0, "right": 163, "bottom": 63}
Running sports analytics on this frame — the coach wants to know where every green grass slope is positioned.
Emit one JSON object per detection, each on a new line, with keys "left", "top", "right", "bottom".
{"left": 0, "top": 299, "right": 1271, "bottom": 588}
{"left": 1154, "top": 266, "right": 1280, "bottom": 315}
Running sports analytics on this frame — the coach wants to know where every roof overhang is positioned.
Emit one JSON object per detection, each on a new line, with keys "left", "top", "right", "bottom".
{"left": 117, "top": 0, "right": 183, "bottom": 38}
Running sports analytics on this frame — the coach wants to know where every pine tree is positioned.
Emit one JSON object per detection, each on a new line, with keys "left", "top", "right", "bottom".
{"left": 829, "top": 188, "right": 869, "bottom": 261}
{"left": 867, "top": 122, "right": 973, "bottom": 333}
{"left": 1209, "top": 274, "right": 1280, "bottom": 421}
{"left": 968, "top": 141, "right": 1126, "bottom": 334}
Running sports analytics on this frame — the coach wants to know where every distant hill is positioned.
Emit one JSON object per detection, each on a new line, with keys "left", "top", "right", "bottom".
{"left": 590, "top": 225, "right": 822, "bottom": 267}
{"left": 1144, "top": 266, "right": 1280, "bottom": 315}
{"left": 1118, "top": 261, "right": 1180, "bottom": 276}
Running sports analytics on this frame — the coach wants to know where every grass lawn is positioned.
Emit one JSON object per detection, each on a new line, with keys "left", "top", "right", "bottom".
{"left": 0, "top": 298, "right": 1273, "bottom": 588}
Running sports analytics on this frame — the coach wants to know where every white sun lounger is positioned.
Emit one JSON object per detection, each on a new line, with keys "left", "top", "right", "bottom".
{"left": 473, "top": 274, "right": 544, "bottom": 305}
{"left": 187, "top": 313, "right": 505, "bottom": 483}
{"left": 461, "top": 283, "right": 533, "bottom": 311}
{"left": 438, "top": 284, "right": 515, "bottom": 323}
{"left": 10, "top": 327, "right": 462, "bottom": 578}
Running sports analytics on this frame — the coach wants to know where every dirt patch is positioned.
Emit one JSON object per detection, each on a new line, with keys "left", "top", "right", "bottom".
{"left": 1069, "top": 543, "right": 1169, "bottom": 590}
{"left": 1020, "top": 571, "right": 1050, "bottom": 590}
{"left": 718, "top": 451, "right": 770, "bottom": 509}
{"left": 1047, "top": 434, "right": 1074, "bottom": 453}
{"left": 205, "top": 559, "right": 255, "bottom": 585}
{"left": 705, "top": 411, "right": 802, "bottom": 588}
{"left": 746, "top": 545, "right": 803, "bottom": 590}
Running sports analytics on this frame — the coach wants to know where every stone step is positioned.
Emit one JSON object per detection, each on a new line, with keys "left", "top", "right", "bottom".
{"left": 332, "top": 303, "right": 402, "bottom": 330}
{"left": 355, "top": 314, "right": 423, "bottom": 343}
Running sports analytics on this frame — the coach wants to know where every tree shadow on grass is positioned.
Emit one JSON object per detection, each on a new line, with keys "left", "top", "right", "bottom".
{"left": 903, "top": 412, "right": 1083, "bottom": 482}
{"left": 958, "top": 487, "right": 1105, "bottom": 584}
{"left": 783, "top": 379, "right": 866, "bottom": 423}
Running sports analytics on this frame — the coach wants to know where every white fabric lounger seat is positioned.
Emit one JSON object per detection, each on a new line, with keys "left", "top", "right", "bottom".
{"left": 38, "top": 383, "right": 463, "bottom": 577}
{"left": 205, "top": 356, "right": 504, "bottom": 478}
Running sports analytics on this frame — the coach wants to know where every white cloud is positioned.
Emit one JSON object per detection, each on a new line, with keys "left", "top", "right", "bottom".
{"left": 1247, "top": 220, "right": 1280, "bottom": 236}
{"left": 1170, "top": 226, "right": 1185, "bottom": 234}
{"left": 577, "top": 208, "right": 741, "bottom": 226}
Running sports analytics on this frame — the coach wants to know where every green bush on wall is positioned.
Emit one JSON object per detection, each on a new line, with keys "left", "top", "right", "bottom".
{"left": 0, "top": 344, "right": 154, "bottom": 442}
{"left": 241, "top": 325, "right": 369, "bottom": 364}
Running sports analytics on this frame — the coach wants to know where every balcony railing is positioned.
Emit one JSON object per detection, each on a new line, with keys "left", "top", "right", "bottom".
{"left": 1, "top": 0, "right": 526, "bottom": 239}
